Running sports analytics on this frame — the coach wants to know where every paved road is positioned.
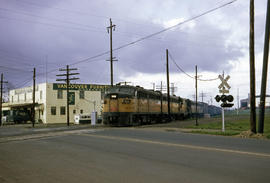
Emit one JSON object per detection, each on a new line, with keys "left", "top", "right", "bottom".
{"left": 0, "top": 128, "right": 270, "bottom": 183}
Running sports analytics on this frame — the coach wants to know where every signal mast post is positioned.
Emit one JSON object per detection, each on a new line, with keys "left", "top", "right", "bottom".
{"left": 222, "top": 106, "right": 225, "bottom": 132}
{"left": 215, "top": 72, "right": 234, "bottom": 132}
{"left": 221, "top": 72, "right": 225, "bottom": 132}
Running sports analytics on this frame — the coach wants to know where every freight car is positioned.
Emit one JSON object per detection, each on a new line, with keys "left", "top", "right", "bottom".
{"left": 208, "top": 105, "right": 222, "bottom": 116}
{"left": 102, "top": 85, "right": 207, "bottom": 126}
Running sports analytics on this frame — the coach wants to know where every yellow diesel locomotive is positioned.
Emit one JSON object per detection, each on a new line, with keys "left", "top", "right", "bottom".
{"left": 102, "top": 85, "right": 205, "bottom": 126}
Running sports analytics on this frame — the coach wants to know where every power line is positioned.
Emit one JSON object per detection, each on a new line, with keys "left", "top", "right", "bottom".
{"left": 14, "top": 0, "right": 109, "bottom": 19}
{"left": 168, "top": 51, "right": 219, "bottom": 81}
{"left": 0, "top": 49, "right": 43, "bottom": 64}
{"left": 40, "top": 58, "right": 106, "bottom": 76}
{"left": 66, "top": 0, "right": 237, "bottom": 66}
{"left": 0, "top": 7, "right": 159, "bottom": 40}
{"left": 111, "top": 0, "right": 237, "bottom": 52}
{"left": 1, "top": 0, "right": 236, "bottom": 84}
{"left": 1, "top": 3, "right": 235, "bottom": 44}
{"left": 13, "top": 77, "right": 33, "bottom": 89}
{"left": 0, "top": 15, "right": 105, "bottom": 33}
{"left": 13, "top": 0, "right": 165, "bottom": 30}
{"left": 0, "top": 10, "right": 167, "bottom": 43}
{"left": 0, "top": 65, "right": 30, "bottom": 73}
{"left": 168, "top": 52, "right": 194, "bottom": 79}
{"left": 0, "top": 7, "right": 105, "bottom": 31}
{"left": 198, "top": 77, "right": 219, "bottom": 81}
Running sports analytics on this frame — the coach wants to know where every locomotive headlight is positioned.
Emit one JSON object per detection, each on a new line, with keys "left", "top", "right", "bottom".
{"left": 110, "top": 94, "right": 117, "bottom": 99}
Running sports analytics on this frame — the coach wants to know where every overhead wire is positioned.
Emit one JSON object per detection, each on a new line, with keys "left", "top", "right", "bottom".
{"left": 0, "top": 7, "right": 105, "bottom": 31}
{"left": 0, "top": 65, "right": 31, "bottom": 73}
{"left": 0, "top": 15, "right": 105, "bottom": 33}
{"left": 168, "top": 51, "right": 219, "bottom": 81}
{"left": 1, "top": 0, "right": 236, "bottom": 85}
{"left": 13, "top": 0, "right": 164, "bottom": 30}
{"left": 168, "top": 52, "right": 195, "bottom": 79}
{"left": 13, "top": 77, "right": 33, "bottom": 89}
{"left": 36, "top": 58, "right": 107, "bottom": 77}
{"left": 4, "top": 0, "right": 233, "bottom": 43}
{"left": 66, "top": 0, "right": 237, "bottom": 66}
{"left": 0, "top": 49, "right": 42, "bottom": 63}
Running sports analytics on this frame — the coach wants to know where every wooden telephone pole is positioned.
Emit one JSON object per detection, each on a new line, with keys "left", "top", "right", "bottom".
{"left": 32, "top": 68, "right": 36, "bottom": 127}
{"left": 195, "top": 65, "right": 198, "bottom": 126}
{"left": 249, "top": 0, "right": 256, "bottom": 133}
{"left": 166, "top": 49, "right": 171, "bottom": 119}
{"left": 56, "top": 65, "right": 79, "bottom": 126}
{"left": 107, "top": 18, "right": 117, "bottom": 86}
{"left": 0, "top": 73, "right": 8, "bottom": 126}
{"left": 258, "top": 0, "right": 270, "bottom": 133}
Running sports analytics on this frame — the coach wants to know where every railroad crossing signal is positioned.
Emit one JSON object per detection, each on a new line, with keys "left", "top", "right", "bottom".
{"left": 218, "top": 74, "right": 231, "bottom": 94}
{"left": 215, "top": 94, "right": 234, "bottom": 108}
{"left": 216, "top": 72, "right": 234, "bottom": 108}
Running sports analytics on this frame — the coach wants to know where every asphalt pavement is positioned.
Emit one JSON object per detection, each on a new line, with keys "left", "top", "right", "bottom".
{"left": 0, "top": 127, "right": 270, "bottom": 183}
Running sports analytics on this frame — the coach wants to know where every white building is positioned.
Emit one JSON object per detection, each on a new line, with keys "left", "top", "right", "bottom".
{"left": 5, "top": 83, "right": 110, "bottom": 124}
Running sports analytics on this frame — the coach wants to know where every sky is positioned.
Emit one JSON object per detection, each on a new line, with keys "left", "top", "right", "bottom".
{"left": 0, "top": 0, "right": 269, "bottom": 107}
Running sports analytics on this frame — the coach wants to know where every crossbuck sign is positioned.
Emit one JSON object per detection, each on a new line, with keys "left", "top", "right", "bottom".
{"left": 218, "top": 74, "right": 231, "bottom": 94}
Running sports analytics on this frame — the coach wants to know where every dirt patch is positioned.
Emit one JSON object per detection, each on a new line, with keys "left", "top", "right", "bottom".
{"left": 236, "top": 130, "right": 266, "bottom": 139}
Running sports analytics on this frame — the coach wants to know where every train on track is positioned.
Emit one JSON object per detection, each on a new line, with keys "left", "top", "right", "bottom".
{"left": 102, "top": 85, "right": 221, "bottom": 126}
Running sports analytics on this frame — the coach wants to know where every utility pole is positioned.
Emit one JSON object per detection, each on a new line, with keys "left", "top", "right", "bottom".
{"left": 56, "top": 65, "right": 79, "bottom": 126}
{"left": 170, "top": 83, "right": 177, "bottom": 96}
{"left": 32, "top": 68, "right": 36, "bottom": 128}
{"left": 237, "top": 88, "right": 239, "bottom": 115}
{"left": 107, "top": 18, "right": 117, "bottom": 86}
{"left": 0, "top": 73, "right": 8, "bottom": 126}
{"left": 156, "top": 81, "right": 167, "bottom": 114}
{"left": 199, "top": 91, "right": 207, "bottom": 103}
{"left": 46, "top": 55, "right": 48, "bottom": 83}
{"left": 161, "top": 81, "right": 163, "bottom": 114}
{"left": 258, "top": 0, "right": 270, "bottom": 134}
{"left": 156, "top": 81, "right": 166, "bottom": 92}
{"left": 195, "top": 65, "right": 198, "bottom": 126}
{"left": 249, "top": 0, "right": 256, "bottom": 133}
{"left": 151, "top": 82, "right": 155, "bottom": 91}
{"left": 166, "top": 49, "right": 171, "bottom": 119}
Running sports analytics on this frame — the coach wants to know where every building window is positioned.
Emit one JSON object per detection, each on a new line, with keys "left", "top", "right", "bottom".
{"left": 79, "top": 90, "right": 84, "bottom": 99}
{"left": 24, "top": 93, "right": 27, "bottom": 101}
{"left": 80, "top": 109, "right": 83, "bottom": 114}
{"left": 11, "top": 96, "right": 13, "bottom": 103}
{"left": 40, "top": 91, "right": 42, "bottom": 100}
{"left": 60, "top": 106, "right": 65, "bottom": 115}
{"left": 57, "top": 90, "right": 63, "bottom": 99}
{"left": 51, "top": 107, "right": 56, "bottom": 115}
{"left": 73, "top": 110, "right": 76, "bottom": 114}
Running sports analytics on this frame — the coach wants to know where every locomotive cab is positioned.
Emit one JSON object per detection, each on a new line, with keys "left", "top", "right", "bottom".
{"left": 103, "top": 86, "right": 136, "bottom": 126}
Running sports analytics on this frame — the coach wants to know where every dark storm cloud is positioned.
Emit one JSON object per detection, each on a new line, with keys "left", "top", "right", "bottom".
{"left": 114, "top": 17, "right": 244, "bottom": 76}
{"left": 0, "top": 0, "right": 266, "bottom": 87}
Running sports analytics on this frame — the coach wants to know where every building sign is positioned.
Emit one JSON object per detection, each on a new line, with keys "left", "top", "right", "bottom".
{"left": 53, "top": 83, "right": 110, "bottom": 92}
{"left": 68, "top": 92, "right": 75, "bottom": 105}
